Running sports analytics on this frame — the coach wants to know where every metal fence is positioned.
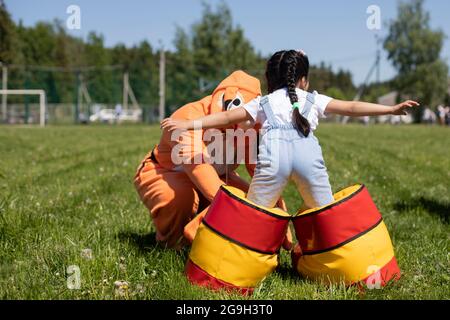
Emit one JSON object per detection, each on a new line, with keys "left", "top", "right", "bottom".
{"left": 3, "top": 103, "right": 159, "bottom": 125}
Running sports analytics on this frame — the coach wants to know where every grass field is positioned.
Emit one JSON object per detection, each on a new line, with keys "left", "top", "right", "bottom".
{"left": 0, "top": 124, "right": 449, "bottom": 300}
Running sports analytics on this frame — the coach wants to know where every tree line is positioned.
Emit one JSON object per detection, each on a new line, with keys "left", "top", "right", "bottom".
{"left": 0, "top": 1, "right": 356, "bottom": 116}
{"left": 1, "top": 0, "right": 448, "bottom": 122}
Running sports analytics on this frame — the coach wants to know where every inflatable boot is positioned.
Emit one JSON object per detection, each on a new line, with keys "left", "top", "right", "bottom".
{"left": 292, "top": 184, "right": 401, "bottom": 287}
{"left": 186, "top": 186, "right": 291, "bottom": 295}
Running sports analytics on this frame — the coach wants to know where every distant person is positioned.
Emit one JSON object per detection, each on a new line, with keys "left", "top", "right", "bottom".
{"left": 390, "top": 115, "right": 401, "bottom": 125}
{"left": 437, "top": 105, "right": 450, "bottom": 126}
{"left": 79, "top": 112, "right": 88, "bottom": 125}
{"left": 93, "top": 104, "right": 101, "bottom": 115}
{"left": 437, "top": 105, "right": 445, "bottom": 125}
{"left": 445, "top": 106, "right": 449, "bottom": 125}
{"left": 115, "top": 104, "right": 123, "bottom": 123}
{"left": 422, "top": 107, "right": 437, "bottom": 124}
{"left": 162, "top": 50, "right": 420, "bottom": 210}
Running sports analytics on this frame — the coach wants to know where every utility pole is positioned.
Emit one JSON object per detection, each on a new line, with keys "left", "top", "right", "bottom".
{"left": 78, "top": 73, "right": 84, "bottom": 115}
{"left": 74, "top": 71, "right": 81, "bottom": 123}
{"left": 376, "top": 49, "right": 381, "bottom": 84}
{"left": 159, "top": 44, "right": 166, "bottom": 122}
{"left": 123, "top": 71, "right": 129, "bottom": 110}
{"left": 1, "top": 62, "right": 7, "bottom": 123}
{"left": 375, "top": 34, "right": 381, "bottom": 84}
{"left": 342, "top": 36, "right": 382, "bottom": 125}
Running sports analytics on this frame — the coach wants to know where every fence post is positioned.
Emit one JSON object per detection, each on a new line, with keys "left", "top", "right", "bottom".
{"left": 159, "top": 46, "right": 166, "bottom": 122}
{"left": 1, "top": 62, "right": 7, "bottom": 123}
{"left": 74, "top": 71, "right": 80, "bottom": 124}
{"left": 24, "top": 70, "right": 30, "bottom": 124}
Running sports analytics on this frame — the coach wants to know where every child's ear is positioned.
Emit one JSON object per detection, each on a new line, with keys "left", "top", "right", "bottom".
{"left": 305, "top": 79, "right": 310, "bottom": 91}
{"left": 299, "top": 77, "right": 309, "bottom": 90}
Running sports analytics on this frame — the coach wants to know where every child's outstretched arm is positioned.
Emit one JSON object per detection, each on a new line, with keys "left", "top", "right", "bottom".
{"left": 326, "top": 99, "right": 420, "bottom": 117}
{"left": 161, "top": 107, "right": 252, "bottom": 131}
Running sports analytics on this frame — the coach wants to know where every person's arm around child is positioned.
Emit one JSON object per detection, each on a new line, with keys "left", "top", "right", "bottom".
{"left": 161, "top": 99, "right": 420, "bottom": 132}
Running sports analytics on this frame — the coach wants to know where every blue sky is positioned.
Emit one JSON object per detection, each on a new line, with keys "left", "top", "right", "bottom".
{"left": 6, "top": 0, "right": 450, "bottom": 85}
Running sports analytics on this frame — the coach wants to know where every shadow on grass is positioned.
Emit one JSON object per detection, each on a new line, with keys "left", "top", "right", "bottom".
{"left": 117, "top": 231, "right": 161, "bottom": 253}
{"left": 394, "top": 197, "right": 449, "bottom": 224}
{"left": 116, "top": 231, "right": 190, "bottom": 258}
{"left": 275, "top": 263, "right": 303, "bottom": 282}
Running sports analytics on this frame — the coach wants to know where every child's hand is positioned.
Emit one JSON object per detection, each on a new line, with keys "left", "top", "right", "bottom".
{"left": 391, "top": 100, "right": 420, "bottom": 115}
{"left": 160, "top": 118, "right": 189, "bottom": 131}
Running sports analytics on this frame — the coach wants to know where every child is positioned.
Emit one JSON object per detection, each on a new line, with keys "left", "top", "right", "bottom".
{"left": 161, "top": 50, "right": 419, "bottom": 211}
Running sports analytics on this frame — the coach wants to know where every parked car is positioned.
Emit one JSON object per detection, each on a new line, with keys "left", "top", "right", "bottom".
{"left": 89, "top": 108, "right": 142, "bottom": 123}
{"left": 89, "top": 109, "right": 116, "bottom": 123}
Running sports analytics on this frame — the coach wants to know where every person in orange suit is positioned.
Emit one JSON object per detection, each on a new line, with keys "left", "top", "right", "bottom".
{"left": 134, "top": 71, "right": 267, "bottom": 248}
{"left": 135, "top": 71, "right": 293, "bottom": 249}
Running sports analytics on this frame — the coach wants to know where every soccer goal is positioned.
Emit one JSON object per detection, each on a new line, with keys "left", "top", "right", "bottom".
{"left": 0, "top": 89, "right": 47, "bottom": 127}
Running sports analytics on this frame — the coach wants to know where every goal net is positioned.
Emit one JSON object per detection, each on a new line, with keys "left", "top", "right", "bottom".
{"left": 1, "top": 89, "right": 47, "bottom": 127}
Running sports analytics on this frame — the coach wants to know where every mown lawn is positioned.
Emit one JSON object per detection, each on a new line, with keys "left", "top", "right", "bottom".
{"left": 0, "top": 124, "right": 449, "bottom": 300}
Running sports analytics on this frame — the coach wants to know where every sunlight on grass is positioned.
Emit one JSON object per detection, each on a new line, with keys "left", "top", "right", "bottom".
{"left": 0, "top": 124, "right": 449, "bottom": 299}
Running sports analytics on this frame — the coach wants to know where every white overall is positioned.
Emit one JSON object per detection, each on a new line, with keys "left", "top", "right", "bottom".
{"left": 246, "top": 94, "right": 335, "bottom": 210}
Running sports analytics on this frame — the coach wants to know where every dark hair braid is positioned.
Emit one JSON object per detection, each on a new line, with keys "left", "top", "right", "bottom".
{"left": 285, "top": 54, "right": 299, "bottom": 105}
{"left": 265, "top": 51, "right": 286, "bottom": 93}
{"left": 265, "top": 50, "right": 311, "bottom": 137}
{"left": 285, "top": 51, "right": 311, "bottom": 137}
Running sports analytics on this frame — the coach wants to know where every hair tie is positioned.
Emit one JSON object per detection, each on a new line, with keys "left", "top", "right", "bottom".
{"left": 292, "top": 102, "right": 301, "bottom": 110}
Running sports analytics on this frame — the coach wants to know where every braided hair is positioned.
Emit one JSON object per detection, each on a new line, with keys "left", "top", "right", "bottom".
{"left": 265, "top": 50, "right": 311, "bottom": 136}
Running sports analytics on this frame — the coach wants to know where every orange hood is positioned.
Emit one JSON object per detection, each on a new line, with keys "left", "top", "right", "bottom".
{"left": 208, "top": 70, "right": 261, "bottom": 114}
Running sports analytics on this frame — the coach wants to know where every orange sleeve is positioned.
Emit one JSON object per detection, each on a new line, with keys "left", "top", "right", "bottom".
{"left": 169, "top": 98, "right": 225, "bottom": 202}
{"left": 183, "top": 163, "right": 224, "bottom": 202}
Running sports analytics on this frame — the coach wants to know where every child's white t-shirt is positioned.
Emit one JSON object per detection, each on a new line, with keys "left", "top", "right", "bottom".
{"left": 242, "top": 88, "right": 332, "bottom": 131}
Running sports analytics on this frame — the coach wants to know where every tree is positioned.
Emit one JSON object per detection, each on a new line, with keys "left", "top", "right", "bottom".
{"left": 128, "top": 41, "right": 158, "bottom": 106}
{"left": 362, "top": 81, "right": 394, "bottom": 104}
{"left": 0, "top": 0, "right": 21, "bottom": 64}
{"left": 191, "top": 2, "right": 232, "bottom": 81}
{"left": 384, "top": 0, "right": 449, "bottom": 121}
{"left": 167, "top": 27, "right": 199, "bottom": 109}
{"left": 84, "top": 32, "right": 115, "bottom": 103}
{"left": 166, "top": 1, "right": 266, "bottom": 110}
{"left": 324, "top": 87, "right": 347, "bottom": 101}
{"left": 0, "top": 1, "right": 358, "bottom": 121}
{"left": 309, "top": 63, "right": 355, "bottom": 100}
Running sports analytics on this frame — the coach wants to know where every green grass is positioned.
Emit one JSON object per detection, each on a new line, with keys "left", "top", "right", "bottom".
{"left": 0, "top": 124, "right": 449, "bottom": 300}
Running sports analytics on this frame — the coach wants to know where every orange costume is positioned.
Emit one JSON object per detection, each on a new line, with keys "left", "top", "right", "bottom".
{"left": 134, "top": 71, "right": 262, "bottom": 248}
